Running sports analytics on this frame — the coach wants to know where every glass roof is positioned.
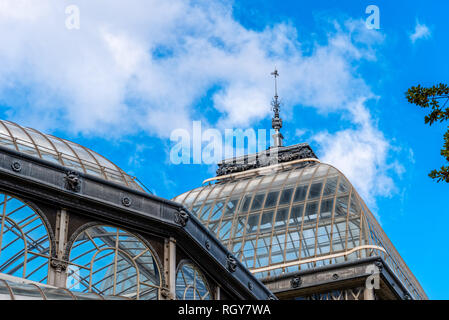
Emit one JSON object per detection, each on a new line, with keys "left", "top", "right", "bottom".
{"left": 173, "top": 161, "right": 427, "bottom": 300}
{"left": 0, "top": 278, "right": 129, "bottom": 300}
{"left": 0, "top": 120, "right": 143, "bottom": 191}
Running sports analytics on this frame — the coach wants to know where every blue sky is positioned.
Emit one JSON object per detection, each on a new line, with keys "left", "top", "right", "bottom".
{"left": 0, "top": 0, "right": 448, "bottom": 299}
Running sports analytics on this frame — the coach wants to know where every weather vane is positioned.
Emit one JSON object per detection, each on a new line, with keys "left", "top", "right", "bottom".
{"left": 270, "top": 68, "right": 283, "bottom": 147}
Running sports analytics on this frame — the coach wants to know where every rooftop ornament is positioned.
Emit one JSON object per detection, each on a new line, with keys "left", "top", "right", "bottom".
{"left": 271, "top": 68, "right": 283, "bottom": 148}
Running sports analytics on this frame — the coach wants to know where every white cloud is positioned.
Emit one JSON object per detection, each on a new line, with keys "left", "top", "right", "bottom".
{"left": 0, "top": 0, "right": 397, "bottom": 206}
{"left": 312, "top": 99, "right": 396, "bottom": 206}
{"left": 410, "top": 22, "right": 431, "bottom": 43}
{"left": 0, "top": 1, "right": 382, "bottom": 135}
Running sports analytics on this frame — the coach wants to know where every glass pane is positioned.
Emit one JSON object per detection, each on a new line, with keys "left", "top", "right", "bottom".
{"left": 208, "top": 201, "right": 225, "bottom": 221}
{"left": 67, "top": 225, "right": 160, "bottom": 300}
{"left": 92, "top": 153, "right": 118, "bottom": 171}
{"left": 246, "top": 213, "right": 260, "bottom": 235}
{"left": 0, "top": 134, "right": 16, "bottom": 150}
{"left": 7, "top": 281, "right": 44, "bottom": 300}
{"left": 270, "top": 234, "right": 285, "bottom": 265}
{"left": 338, "top": 177, "right": 350, "bottom": 194}
{"left": 316, "top": 226, "right": 331, "bottom": 255}
{"left": 293, "top": 185, "right": 308, "bottom": 202}
{"left": 0, "top": 194, "right": 51, "bottom": 284}
{"left": 219, "top": 220, "right": 232, "bottom": 240}
{"left": 41, "top": 287, "right": 74, "bottom": 300}
{"left": 240, "top": 194, "right": 252, "bottom": 213}
{"left": 288, "top": 204, "right": 304, "bottom": 227}
{"left": 251, "top": 194, "right": 265, "bottom": 211}
{"left": 331, "top": 222, "right": 346, "bottom": 252}
{"left": 314, "top": 165, "right": 329, "bottom": 179}
{"left": 176, "top": 263, "right": 211, "bottom": 300}
{"left": 323, "top": 177, "right": 338, "bottom": 197}
{"left": 304, "top": 201, "right": 319, "bottom": 223}
{"left": 285, "top": 232, "right": 300, "bottom": 262}
{"left": 182, "top": 189, "right": 201, "bottom": 207}
{"left": 233, "top": 216, "right": 247, "bottom": 238}
{"left": 301, "top": 227, "right": 316, "bottom": 258}
{"left": 319, "top": 198, "right": 334, "bottom": 221}
{"left": 308, "top": 182, "right": 323, "bottom": 200}
{"left": 335, "top": 196, "right": 349, "bottom": 217}
{"left": 3, "top": 122, "right": 32, "bottom": 144}
{"left": 47, "top": 136, "right": 77, "bottom": 157}
{"left": 259, "top": 211, "right": 274, "bottom": 233}
{"left": 273, "top": 207, "right": 289, "bottom": 231}
{"left": 279, "top": 188, "right": 293, "bottom": 205}
{"left": 255, "top": 237, "right": 270, "bottom": 268}
{"left": 68, "top": 142, "right": 98, "bottom": 164}
{"left": 264, "top": 191, "right": 279, "bottom": 209}
{"left": 224, "top": 199, "right": 239, "bottom": 216}
{"left": 0, "top": 281, "right": 12, "bottom": 300}
{"left": 198, "top": 201, "right": 213, "bottom": 221}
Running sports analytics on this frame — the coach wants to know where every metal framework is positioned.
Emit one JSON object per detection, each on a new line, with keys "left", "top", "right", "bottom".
{"left": 0, "top": 119, "right": 275, "bottom": 300}
{"left": 173, "top": 161, "right": 427, "bottom": 300}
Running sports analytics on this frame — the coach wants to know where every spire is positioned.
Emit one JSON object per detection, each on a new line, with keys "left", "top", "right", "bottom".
{"left": 270, "top": 68, "right": 283, "bottom": 147}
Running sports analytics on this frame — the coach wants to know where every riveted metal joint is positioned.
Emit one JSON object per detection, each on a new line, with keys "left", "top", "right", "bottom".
{"left": 11, "top": 160, "right": 22, "bottom": 172}
{"left": 121, "top": 196, "right": 132, "bottom": 207}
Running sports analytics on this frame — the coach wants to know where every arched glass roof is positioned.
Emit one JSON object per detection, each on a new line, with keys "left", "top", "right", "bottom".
{"left": 0, "top": 120, "right": 143, "bottom": 191}
{"left": 0, "top": 277, "right": 130, "bottom": 300}
{"left": 173, "top": 161, "right": 427, "bottom": 300}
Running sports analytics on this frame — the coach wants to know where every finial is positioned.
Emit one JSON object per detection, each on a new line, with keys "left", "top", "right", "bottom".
{"left": 271, "top": 68, "right": 279, "bottom": 99}
{"left": 270, "top": 68, "right": 283, "bottom": 147}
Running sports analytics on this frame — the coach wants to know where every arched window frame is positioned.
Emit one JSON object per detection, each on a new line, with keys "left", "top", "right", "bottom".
{"left": 0, "top": 193, "right": 54, "bottom": 283}
{"left": 175, "top": 259, "right": 213, "bottom": 300}
{"left": 65, "top": 222, "right": 164, "bottom": 300}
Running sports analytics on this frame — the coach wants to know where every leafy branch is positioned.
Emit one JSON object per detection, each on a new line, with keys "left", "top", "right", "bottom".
{"left": 406, "top": 83, "right": 449, "bottom": 183}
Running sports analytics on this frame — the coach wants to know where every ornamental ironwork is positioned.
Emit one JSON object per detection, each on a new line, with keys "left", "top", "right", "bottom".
{"left": 227, "top": 254, "right": 237, "bottom": 273}
{"left": 215, "top": 143, "right": 317, "bottom": 177}
{"left": 291, "top": 277, "right": 302, "bottom": 288}
{"left": 174, "top": 208, "right": 189, "bottom": 227}
{"left": 64, "top": 170, "right": 81, "bottom": 192}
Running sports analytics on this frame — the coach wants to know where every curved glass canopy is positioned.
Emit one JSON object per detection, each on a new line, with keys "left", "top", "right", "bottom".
{"left": 0, "top": 278, "right": 130, "bottom": 300}
{"left": 0, "top": 119, "right": 143, "bottom": 191}
{"left": 173, "top": 161, "right": 427, "bottom": 300}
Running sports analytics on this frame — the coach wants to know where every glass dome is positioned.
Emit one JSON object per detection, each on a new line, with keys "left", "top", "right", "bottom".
{"left": 0, "top": 120, "right": 143, "bottom": 191}
{"left": 173, "top": 160, "right": 427, "bottom": 300}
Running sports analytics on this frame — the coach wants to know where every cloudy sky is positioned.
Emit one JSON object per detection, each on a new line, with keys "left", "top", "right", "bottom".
{"left": 0, "top": 0, "right": 448, "bottom": 298}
